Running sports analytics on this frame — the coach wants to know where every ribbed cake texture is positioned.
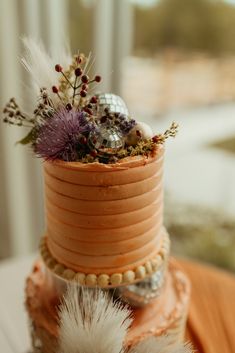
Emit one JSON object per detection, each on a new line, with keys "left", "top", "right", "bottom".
{"left": 41, "top": 146, "right": 170, "bottom": 286}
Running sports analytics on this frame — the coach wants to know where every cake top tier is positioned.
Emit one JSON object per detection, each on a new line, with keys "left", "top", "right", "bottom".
{"left": 3, "top": 38, "right": 178, "bottom": 164}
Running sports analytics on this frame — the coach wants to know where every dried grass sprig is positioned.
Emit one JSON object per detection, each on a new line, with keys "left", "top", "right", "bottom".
{"left": 152, "top": 121, "right": 179, "bottom": 144}
{"left": 3, "top": 98, "right": 34, "bottom": 128}
{"left": 116, "top": 121, "right": 178, "bottom": 161}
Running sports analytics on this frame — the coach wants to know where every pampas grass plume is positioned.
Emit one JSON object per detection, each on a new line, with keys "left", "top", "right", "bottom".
{"left": 58, "top": 285, "right": 132, "bottom": 353}
{"left": 21, "top": 37, "right": 71, "bottom": 104}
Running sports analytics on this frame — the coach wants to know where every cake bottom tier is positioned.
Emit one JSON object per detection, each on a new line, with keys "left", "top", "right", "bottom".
{"left": 25, "top": 258, "right": 190, "bottom": 353}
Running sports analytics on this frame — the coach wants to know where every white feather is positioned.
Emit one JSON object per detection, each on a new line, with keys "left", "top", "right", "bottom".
{"left": 50, "top": 38, "right": 72, "bottom": 70}
{"left": 129, "top": 336, "right": 193, "bottom": 353}
{"left": 21, "top": 37, "right": 71, "bottom": 105}
{"left": 21, "top": 37, "right": 57, "bottom": 93}
{"left": 58, "top": 285, "right": 132, "bottom": 353}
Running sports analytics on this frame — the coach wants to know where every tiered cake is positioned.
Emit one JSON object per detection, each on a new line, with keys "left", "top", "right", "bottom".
{"left": 25, "top": 148, "right": 190, "bottom": 352}
{"left": 3, "top": 40, "right": 190, "bottom": 353}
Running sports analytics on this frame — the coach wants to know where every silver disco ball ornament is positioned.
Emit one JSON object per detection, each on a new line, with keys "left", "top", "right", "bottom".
{"left": 89, "top": 125, "right": 124, "bottom": 154}
{"left": 115, "top": 265, "right": 166, "bottom": 307}
{"left": 97, "top": 93, "right": 129, "bottom": 116}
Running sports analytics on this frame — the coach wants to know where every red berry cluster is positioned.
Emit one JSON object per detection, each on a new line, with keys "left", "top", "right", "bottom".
{"left": 51, "top": 55, "right": 102, "bottom": 109}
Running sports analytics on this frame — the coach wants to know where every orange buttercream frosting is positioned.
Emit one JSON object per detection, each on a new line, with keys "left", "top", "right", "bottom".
{"left": 25, "top": 259, "right": 190, "bottom": 352}
{"left": 44, "top": 146, "right": 165, "bottom": 276}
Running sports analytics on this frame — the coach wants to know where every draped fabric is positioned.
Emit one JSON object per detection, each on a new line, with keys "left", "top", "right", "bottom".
{"left": 178, "top": 259, "right": 235, "bottom": 353}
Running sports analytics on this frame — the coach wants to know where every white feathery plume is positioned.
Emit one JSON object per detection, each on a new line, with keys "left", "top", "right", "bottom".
{"left": 21, "top": 37, "right": 71, "bottom": 104}
{"left": 129, "top": 336, "right": 193, "bottom": 353}
{"left": 21, "top": 37, "right": 57, "bottom": 92}
{"left": 50, "top": 38, "right": 72, "bottom": 70}
{"left": 58, "top": 285, "right": 132, "bottom": 353}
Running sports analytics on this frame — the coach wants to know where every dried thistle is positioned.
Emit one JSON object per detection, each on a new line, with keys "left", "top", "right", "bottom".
{"left": 34, "top": 108, "right": 96, "bottom": 161}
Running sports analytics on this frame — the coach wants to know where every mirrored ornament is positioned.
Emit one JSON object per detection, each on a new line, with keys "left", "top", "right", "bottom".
{"left": 89, "top": 125, "right": 124, "bottom": 154}
{"left": 97, "top": 93, "right": 129, "bottom": 116}
{"left": 115, "top": 265, "right": 166, "bottom": 307}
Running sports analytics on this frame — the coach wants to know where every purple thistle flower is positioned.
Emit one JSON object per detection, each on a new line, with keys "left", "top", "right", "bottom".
{"left": 35, "top": 108, "right": 95, "bottom": 161}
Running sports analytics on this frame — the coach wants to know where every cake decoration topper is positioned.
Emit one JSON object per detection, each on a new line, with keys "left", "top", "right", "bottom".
{"left": 96, "top": 93, "right": 129, "bottom": 116}
{"left": 58, "top": 284, "right": 192, "bottom": 353}
{"left": 2, "top": 38, "right": 178, "bottom": 163}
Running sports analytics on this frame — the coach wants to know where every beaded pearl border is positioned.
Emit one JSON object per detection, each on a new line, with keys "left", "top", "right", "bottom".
{"left": 40, "top": 232, "right": 170, "bottom": 288}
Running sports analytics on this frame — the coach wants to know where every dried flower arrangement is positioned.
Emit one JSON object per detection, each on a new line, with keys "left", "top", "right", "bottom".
{"left": 2, "top": 39, "right": 178, "bottom": 164}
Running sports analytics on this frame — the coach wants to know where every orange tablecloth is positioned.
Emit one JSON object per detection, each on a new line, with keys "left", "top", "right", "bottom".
{"left": 179, "top": 259, "right": 235, "bottom": 353}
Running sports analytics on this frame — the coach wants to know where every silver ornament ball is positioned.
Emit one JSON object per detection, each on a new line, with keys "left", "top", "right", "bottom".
{"left": 89, "top": 125, "right": 124, "bottom": 153}
{"left": 115, "top": 264, "right": 166, "bottom": 307}
{"left": 97, "top": 93, "right": 129, "bottom": 116}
